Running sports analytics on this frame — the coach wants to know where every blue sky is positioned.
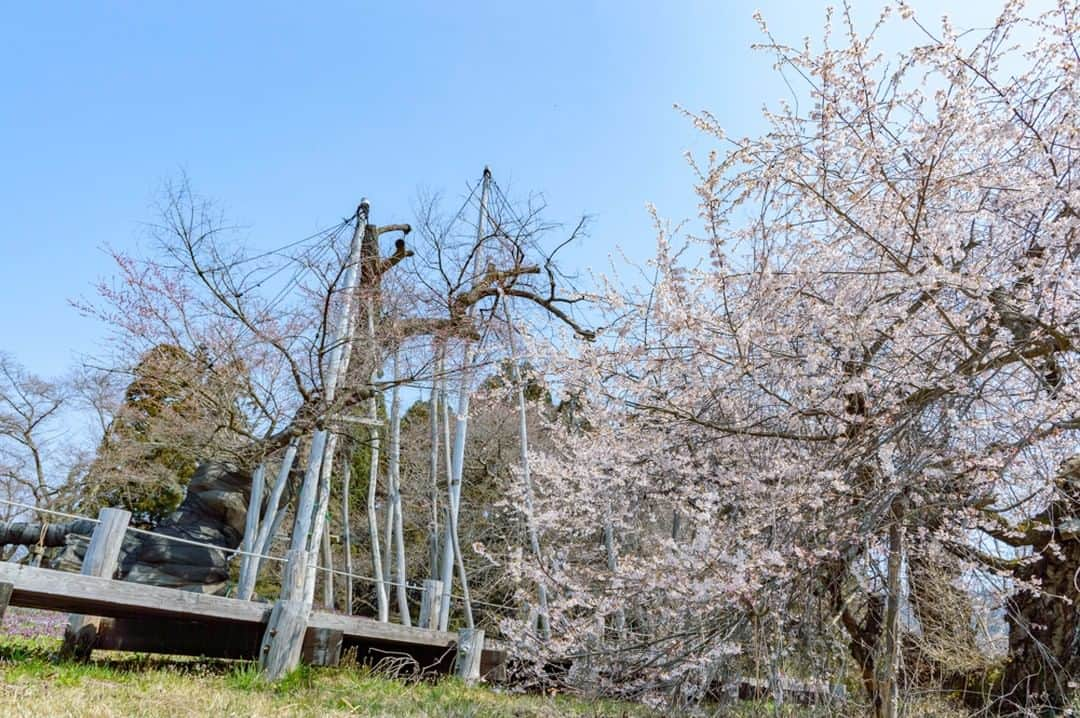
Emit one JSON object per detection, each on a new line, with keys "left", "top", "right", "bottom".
{"left": 1, "top": 1, "right": 1015, "bottom": 378}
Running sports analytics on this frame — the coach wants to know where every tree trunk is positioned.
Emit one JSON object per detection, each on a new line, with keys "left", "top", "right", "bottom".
{"left": 999, "top": 457, "right": 1080, "bottom": 714}
{"left": 879, "top": 511, "right": 904, "bottom": 718}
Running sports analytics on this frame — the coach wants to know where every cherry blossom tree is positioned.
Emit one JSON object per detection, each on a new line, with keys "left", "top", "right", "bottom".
{"left": 506, "top": 2, "right": 1080, "bottom": 714}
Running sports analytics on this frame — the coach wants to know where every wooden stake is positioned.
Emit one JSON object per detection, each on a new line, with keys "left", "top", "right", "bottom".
{"left": 239, "top": 441, "right": 299, "bottom": 600}
{"left": 455, "top": 628, "right": 485, "bottom": 682}
{"left": 61, "top": 507, "right": 130, "bottom": 659}
{"left": 236, "top": 463, "right": 266, "bottom": 596}
{"left": 419, "top": 579, "right": 442, "bottom": 629}
{"left": 260, "top": 548, "right": 308, "bottom": 679}
{"left": 0, "top": 581, "right": 12, "bottom": 622}
{"left": 320, "top": 522, "right": 334, "bottom": 610}
{"left": 341, "top": 456, "right": 354, "bottom": 615}
{"left": 387, "top": 351, "right": 411, "bottom": 626}
{"left": 261, "top": 201, "right": 367, "bottom": 679}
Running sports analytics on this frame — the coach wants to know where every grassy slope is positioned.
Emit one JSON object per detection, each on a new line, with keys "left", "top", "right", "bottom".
{"left": 0, "top": 630, "right": 978, "bottom": 717}
{"left": 0, "top": 636, "right": 648, "bottom": 718}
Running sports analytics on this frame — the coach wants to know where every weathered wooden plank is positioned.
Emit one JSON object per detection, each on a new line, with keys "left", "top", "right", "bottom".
{"left": 0, "top": 561, "right": 270, "bottom": 625}
{"left": 479, "top": 643, "right": 507, "bottom": 683}
{"left": 96, "top": 617, "right": 263, "bottom": 659}
{"left": 62, "top": 508, "right": 131, "bottom": 659}
{"left": 95, "top": 615, "right": 507, "bottom": 678}
{"left": 81, "top": 508, "right": 130, "bottom": 580}
{"left": 301, "top": 627, "right": 343, "bottom": 667}
{"left": 0, "top": 560, "right": 507, "bottom": 676}
{"left": 314, "top": 610, "right": 455, "bottom": 648}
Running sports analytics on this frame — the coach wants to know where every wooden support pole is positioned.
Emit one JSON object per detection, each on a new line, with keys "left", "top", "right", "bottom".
{"left": 320, "top": 522, "right": 334, "bottom": 610}
{"left": 366, "top": 415, "right": 388, "bottom": 622}
{"left": 0, "top": 581, "right": 12, "bottom": 622}
{"left": 253, "top": 441, "right": 299, "bottom": 558}
{"left": 61, "top": 507, "right": 130, "bottom": 659}
{"left": 455, "top": 628, "right": 485, "bottom": 682}
{"left": 427, "top": 357, "right": 441, "bottom": 582}
{"left": 387, "top": 352, "right": 411, "bottom": 626}
{"left": 261, "top": 202, "right": 367, "bottom": 680}
{"left": 341, "top": 457, "right": 354, "bottom": 615}
{"left": 438, "top": 170, "right": 488, "bottom": 632}
{"left": 419, "top": 579, "right": 442, "bottom": 629}
{"left": 260, "top": 548, "right": 308, "bottom": 679}
{"left": 236, "top": 463, "right": 266, "bottom": 597}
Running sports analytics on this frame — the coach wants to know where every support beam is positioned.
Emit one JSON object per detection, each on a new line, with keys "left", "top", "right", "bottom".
{"left": 261, "top": 200, "right": 368, "bottom": 679}
{"left": 341, "top": 457, "right": 354, "bottom": 615}
{"left": 239, "top": 443, "right": 298, "bottom": 601}
{"left": 236, "top": 463, "right": 266, "bottom": 596}
{"left": 0, "top": 581, "right": 12, "bottom": 622}
{"left": 60, "top": 507, "right": 130, "bottom": 659}
{"left": 419, "top": 579, "right": 442, "bottom": 629}
{"left": 455, "top": 628, "right": 485, "bottom": 682}
{"left": 260, "top": 548, "right": 308, "bottom": 679}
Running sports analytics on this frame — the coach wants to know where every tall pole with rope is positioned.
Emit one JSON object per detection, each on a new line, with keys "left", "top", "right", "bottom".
{"left": 260, "top": 200, "right": 369, "bottom": 679}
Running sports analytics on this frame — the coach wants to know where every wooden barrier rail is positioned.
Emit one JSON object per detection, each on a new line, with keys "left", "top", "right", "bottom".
{"left": 0, "top": 561, "right": 506, "bottom": 679}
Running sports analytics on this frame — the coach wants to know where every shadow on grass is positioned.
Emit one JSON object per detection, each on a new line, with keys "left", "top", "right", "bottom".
{"left": 0, "top": 636, "right": 246, "bottom": 678}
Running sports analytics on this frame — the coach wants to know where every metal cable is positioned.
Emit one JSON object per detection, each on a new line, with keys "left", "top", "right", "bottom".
{"left": 0, "top": 497, "right": 517, "bottom": 611}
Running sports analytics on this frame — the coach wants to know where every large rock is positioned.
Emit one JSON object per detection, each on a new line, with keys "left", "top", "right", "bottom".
{"left": 2, "top": 461, "right": 256, "bottom": 595}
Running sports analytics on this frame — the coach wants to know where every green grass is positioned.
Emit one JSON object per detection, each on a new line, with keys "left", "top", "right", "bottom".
{"left": 0, "top": 636, "right": 985, "bottom": 717}
{"left": 0, "top": 636, "right": 650, "bottom": 717}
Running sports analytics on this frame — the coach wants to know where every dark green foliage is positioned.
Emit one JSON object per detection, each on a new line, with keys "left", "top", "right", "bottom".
{"left": 76, "top": 344, "right": 248, "bottom": 525}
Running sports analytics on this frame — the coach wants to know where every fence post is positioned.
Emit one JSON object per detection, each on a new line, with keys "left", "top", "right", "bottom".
{"left": 259, "top": 548, "right": 309, "bottom": 679}
{"left": 455, "top": 627, "right": 484, "bottom": 682}
{"left": 0, "top": 581, "right": 12, "bottom": 622}
{"left": 419, "top": 579, "right": 442, "bottom": 629}
{"left": 60, "top": 507, "right": 130, "bottom": 659}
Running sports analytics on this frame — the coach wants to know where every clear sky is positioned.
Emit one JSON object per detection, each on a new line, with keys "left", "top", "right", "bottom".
{"left": 1, "top": 1, "right": 1017, "bottom": 378}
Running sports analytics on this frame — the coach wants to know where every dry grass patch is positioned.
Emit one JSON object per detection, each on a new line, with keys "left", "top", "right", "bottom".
{"left": 0, "top": 637, "right": 646, "bottom": 717}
